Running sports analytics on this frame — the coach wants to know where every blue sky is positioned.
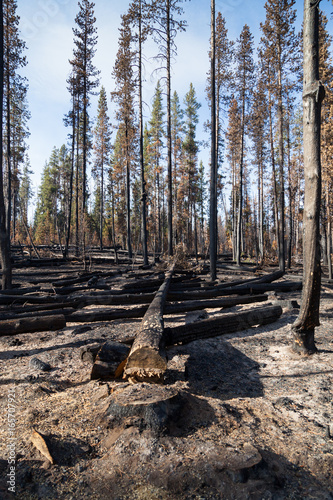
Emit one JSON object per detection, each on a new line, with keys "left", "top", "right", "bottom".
{"left": 16, "top": 0, "right": 333, "bottom": 212}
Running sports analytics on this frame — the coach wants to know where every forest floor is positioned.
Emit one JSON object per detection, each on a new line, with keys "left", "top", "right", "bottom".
{"left": 0, "top": 260, "right": 332, "bottom": 499}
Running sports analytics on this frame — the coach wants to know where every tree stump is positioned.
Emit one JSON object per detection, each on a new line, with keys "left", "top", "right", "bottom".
{"left": 105, "top": 383, "right": 182, "bottom": 435}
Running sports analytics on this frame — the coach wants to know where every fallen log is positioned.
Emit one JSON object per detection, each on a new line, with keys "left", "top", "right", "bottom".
{"left": 0, "top": 314, "right": 66, "bottom": 336}
{"left": 168, "top": 281, "right": 302, "bottom": 301}
{"left": 0, "top": 286, "right": 41, "bottom": 295}
{"left": 0, "top": 294, "right": 64, "bottom": 305}
{"left": 0, "top": 308, "right": 75, "bottom": 321}
{"left": 164, "top": 305, "right": 283, "bottom": 346}
{"left": 123, "top": 263, "right": 175, "bottom": 383}
{"left": 164, "top": 294, "right": 268, "bottom": 315}
{"left": 66, "top": 306, "right": 148, "bottom": 323}
{"left": 214, "top": 269, "right": 284, "bottom": 290}
{"left": 66, "top": 294, "right": 269, "bottom": 324}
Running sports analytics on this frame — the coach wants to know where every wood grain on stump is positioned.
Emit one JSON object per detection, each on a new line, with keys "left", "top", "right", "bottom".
{"left": 105, "top": 383, "right": 182, "bottom": 434}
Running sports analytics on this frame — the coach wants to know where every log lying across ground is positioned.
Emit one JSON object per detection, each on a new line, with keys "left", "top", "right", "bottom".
{"left": 0, "top": 315, "right": 66, "bottom": 336}
{"left": 66, "top": 294, "right": 269, "bottom": 324}
{"left": 164, "top": 305, "right": 283, "bottom": 346}
{"left": 168, "top": 281, "right": 302, "bottom": 301}
{"left": 123, "top": 264, "right": 175, "bottom": 383}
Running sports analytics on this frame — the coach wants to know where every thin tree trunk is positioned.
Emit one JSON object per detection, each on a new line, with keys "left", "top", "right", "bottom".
{"left": 167, "top": 0, "right": 173, "bottom": 257}
{"left": 0, "top": 0, "right": 11, "bottom": 289}
{"left": 327, "top": 217, "right": 332, "bottom": 280}
{"left": 209, "top": 0, "right": 217, "bottom": 281}
{"left": 5, "top": 5, "right": 10, "bottom": 239}
{"left": 277, "top": 42, "right": 285, "bottom": 272}
{"left": 100, "top": 158, "right": 104, "bottom": 251}
{"left": 75, "top": 102, "right": 80, "bottom": 257}
{"left": 125, "top": 119, "right": 132, "bottom": 260}
{"left": 65, "top": 92, "right": 75, "bottom": 258}
{"left": 292, "top": 0, "right": 325, "bottom": 354}
{"left": 138, "top": 1, "right": 148, "bottom": 266}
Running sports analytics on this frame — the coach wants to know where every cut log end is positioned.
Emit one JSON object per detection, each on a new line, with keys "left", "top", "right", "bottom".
{"left": 124, "top": 347, "right": 167, "bottom": 384}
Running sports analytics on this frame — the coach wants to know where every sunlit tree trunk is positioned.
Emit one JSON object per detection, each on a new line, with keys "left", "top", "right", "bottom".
{"left": 138, "top": 1, "right": 148, "bottom": 266}
{"left": 292, "top": 0, "right": 325, "bottom": 354}
{"left": 0, "top": 0, "right": 12, "bottom": 289}
{"left": 209, "top": 0, "right": 217, "bottom": 281}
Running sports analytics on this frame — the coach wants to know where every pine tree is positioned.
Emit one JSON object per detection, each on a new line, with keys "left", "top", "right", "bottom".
{"left": 319, "top": 11, "right": 333, "bottom": 279}
{"left": 209, "top": 0, "right": 217, "bottom": 280}
{"left": 206, "top": 10, "right": 233, "bottom": 209}
{"left": 127, "top": 0, "right": 152, "bottom": 265}
{"left": 112, "top": 12, "right": 137, "bottom": 259}
{"left": 93, "top": 86, "right": 112, "bottom": 250}
{"left": 151, "top": 0, "right": 187, "bottom": 255}
{"left": 148, "top": 80, "right": 165, "bottom": 253}
{"left": 260, "top": 0, "right": 298, "bottom": 271}
{"left": 34, "top": 149, "right": 60, "bottom": 244}
{"left": 250, "top": 59, "right": 268, "bottom": 264}
{"left": 171, "top": 90, "right": 184, "bottom": 247}
{"left": 17, "top": 154, "right": 33, "bottom": 242}
{"left": 0, "top": 0, "right": 12, "bottom": 288}
{"left": 183, "top": 83, "right": 201, "bottom": 252}
{"left": 233, "top": 24, "right": 255, "bottom": 265}
{"left": 226, "top": 98, "right": 242, "bottom": 260}
{"left": 70, "top": 0, "right": 100, "bottom": 255}
{"left": 292, "top": 0, "right": 325, "bottom": 353}
{"left": 3, "top": 0, "right": 28, "bottom": 241}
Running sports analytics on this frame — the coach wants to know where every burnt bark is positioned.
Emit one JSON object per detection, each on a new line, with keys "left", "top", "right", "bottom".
{"left": 123, "top": 263, "right": 175, "bottom": 383}
{"left": 164, "top": 305, "right": 282, "bottom": 345}
{"left": 0, "top": 314, "right": 66, "bottom": 336}
{"left": 292, "top": 0, "right": 324, "bottom": 354}
{"left": 209, "top": 0, "right": 217, "bottom": 281}
{"left": 0, "top": 0, "right": 12, "bottom": 290}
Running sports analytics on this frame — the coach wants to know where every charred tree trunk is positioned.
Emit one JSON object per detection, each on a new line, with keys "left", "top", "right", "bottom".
{"left": 65, "top": 91, "right": 75, "bottom": 259}
{"left": 0, "top": 0, "right": 12, "bottom": 290}
{"left": 125, "top": 118, "right": 132, "bottom": 260}
{"left": 138, "top": 1, "right": 148, "bottom": 266}
{"left": 277, "top": 42, "right": 285, "bottom": 273}
{"left": 167, "top": 0, "right": 173, "bottom": 257}
{"left": 292, "top": 0, "right": 325, "bottom": 354}
{"left": 209, "top": 0, "right": 217, "bottom": 281}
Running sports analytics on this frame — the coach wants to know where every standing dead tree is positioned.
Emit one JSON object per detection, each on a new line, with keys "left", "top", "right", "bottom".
{"left": 292, "top": 0, "right": 325, "bottom": 354}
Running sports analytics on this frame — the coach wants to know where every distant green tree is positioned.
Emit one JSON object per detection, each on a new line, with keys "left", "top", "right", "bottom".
{"left": 182, "top": 83, "right": 201, "bottom": 251}
{"left": 3, "top": 0, "right": 29, "bottom": 240}
{"left": 150, "top": 0, "right": 187, "bottom": 255}
{"left": 93, "top": 86, "right": 112, "bottom": 250}
{"left": 171, "top": 90, "right": 184, "bottom": 246}
{"left": 70, "top": 0, "right": 100, "bottom": 254}
{"left": 148, "top": 80, "right": 165, "bottom": 253}
{"left": 112, "top": 12, "right": 137, "bottom": 259}
{"left": 17, "top": 154, "right": 33, "bottom": 242}
{"left": 233, "top": 24, "right": 255, "bottom": 265}
{"left": 260, "top": 0, "right": 298, "bottom": 271}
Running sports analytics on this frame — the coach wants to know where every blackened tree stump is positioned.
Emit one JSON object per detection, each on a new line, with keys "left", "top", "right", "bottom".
{"left": 105, "top": 383, "right": 182, "bottom": 435}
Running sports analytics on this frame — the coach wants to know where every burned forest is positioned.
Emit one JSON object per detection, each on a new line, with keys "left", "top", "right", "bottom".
{"left": 0, "top": 0, "right": 333, "bottom": 499}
